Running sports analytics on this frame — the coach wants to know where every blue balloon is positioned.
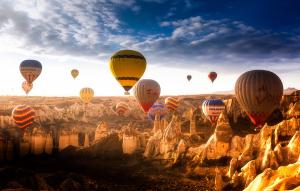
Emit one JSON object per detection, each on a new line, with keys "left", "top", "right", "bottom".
{"left": 148, "top": 103, "right": 167, "bottom": 121}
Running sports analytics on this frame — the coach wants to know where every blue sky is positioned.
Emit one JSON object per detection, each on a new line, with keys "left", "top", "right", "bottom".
{"left": 0, "top": 0, "right": 299, "bottom": 96}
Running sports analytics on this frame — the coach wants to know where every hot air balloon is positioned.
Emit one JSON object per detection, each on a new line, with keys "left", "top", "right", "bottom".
{"left": 79, "top": 87, "right": 94, "bottom": 104}
{"left": 71, "top": 69, "right": 79, "bottom": 79}
{"left": 235, "top": 70, "right": 283, "bottom": 127}
{"left": 208, "top": 72, "right": 217, "bottom": 83}
{"left": 133, "top": 79, "right": 160, "bottom": 112}
{"left": 22, "top": 81, "right": 33, "bottom": 95}
{"left": 202, "top": 99, "right": 225, "bottom": 125}
{"left": 148, "top": 103, "right": 167, "bottom": 121}
{"left": 109, "top": 50, "right": 146, "bottom": 95}
{"left": 165, "top": 97, "right": 179, "bottom": 112}
{"left": 116, "top": 102, "right": 129, "bottom": 116}
{"left": 187, "top": 75, "right": 192, "bottom": 81}
{"left": 20, "top": 60, "right": 42, "bottom": 84}
{"left": 12, "top": 105, "right": 35, "bottom": 129}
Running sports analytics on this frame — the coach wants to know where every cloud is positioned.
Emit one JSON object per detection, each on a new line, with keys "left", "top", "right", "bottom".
{"left": 0, "top": 0, "right": 138, "bottom": 57}
{"left": 1, "top": 1, "right": 300, "bottom": 74}
{"left": 131, "top": 16, "right": 300, "bottom": 72}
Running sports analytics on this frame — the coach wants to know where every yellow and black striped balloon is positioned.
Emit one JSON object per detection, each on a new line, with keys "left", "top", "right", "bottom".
{"left": 109, "top": 50, "right": 146, "bottom": 94}
{"left": 80, "top": 87, "right": 94, "bottom": 104}
{"left": 12, "top": 105, "right": 35, "bottom": 129}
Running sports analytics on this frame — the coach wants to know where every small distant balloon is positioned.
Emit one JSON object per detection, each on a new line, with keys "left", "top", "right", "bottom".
{"left": 71, "top": 69, "right": 79, "bottom": 79}
{"left": 165, "top": 97, "right": 179, "bottom": 112}
{"left": 116, "top": 102, "right": 129, "bottom": 116}
{"left": 208, "top": 72, "right": 217, "bottom": 83}
{"left": 235, "top": 70, "right": 283, "bottom": 127}
{"left": 133, "top": 79, "right": 160, "bottom": 112}
{"left": 22, "top": 81, "right": 33, "bottom": 95}
{"left": 12, "top": 105, "right": 35, "bottom": 129}
{"left": 202, "top": 99, "right": 225, "bottom": 125}
{"left": 20, "top": 60, "right": 42, "bottom": 84}
{"left": 148, "top": 103, "right": 167, "bottom": 121}
{"left": 80, "top": 87, "right": 94, "bottom": 104}
{"left": 187, "top": 75, "right": 192, "bottom": 81}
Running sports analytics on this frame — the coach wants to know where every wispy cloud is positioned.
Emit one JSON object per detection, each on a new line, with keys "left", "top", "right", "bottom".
{"left": 1, "top": 1, "right": 300, "bottom": 74}
{"left": 0, "top": 0, "right": 138, "bottom": 56}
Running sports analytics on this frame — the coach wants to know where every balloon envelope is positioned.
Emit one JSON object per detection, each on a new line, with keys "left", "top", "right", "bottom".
{"left": 22, "top": 81, "right": 33, "bottom": 95}
{"left": 165, "top": 97, "right": 179, "bottom": 112}
{"left": 116, "top": 102, "right": 129, "bottom": 116}
{"left": 80, "top": 87, "right": 94, "bottom": 104}
{"left": 20, "top": 60, "right": 42, "bottom": 84}
{"left": 208, "top": 72, "right": 217, "bottom": 83}
{"left": 12, "top": 105, "right": 35, "bottom": 129}
{"left": 133, "top": 79, "right": 160, "bottom": 112}
{"left": 109, "top": 50, "right": 146, "bottom": 94}
{"left": 235, "top": 70, "right": 283, "bottom": 127}
{"left": 148, "top": 103, "right": 167, "bottom": 121}
{"left": 202, "top": 99, "right": 225, "bottom": 125}
{"left": 71, "top": 69, "right": 79, "bottom": 79}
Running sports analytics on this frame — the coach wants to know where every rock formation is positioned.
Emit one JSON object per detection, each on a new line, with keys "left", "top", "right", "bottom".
{"left": 122, "top": 123, "right": 140, "bottom": 154}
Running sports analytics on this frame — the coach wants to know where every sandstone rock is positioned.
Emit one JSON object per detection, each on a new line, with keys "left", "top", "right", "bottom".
{"left": 230, "top": 136, "right": 245, "bottom": 158}
{"left": 274, "top": 143, "right": 288, "bottom": 165}
{"left": 94, "top": 121, "right": 109, "bottom": 142}
{"left": 287, "top": 101, "right": 300, "bottom": 119}
{"left": 260, "top": 137, "right": 279, "bottom": 171}
{"left": 59, "top": 178, "right": 82, "bottom": 191}
{"left": 143, "top": 130, "right": 162, "bottom": 158}
{"left": 214, "top": 111, "right": 232, "bottom": 143}
{"left": 215, "top": 168, "right": 225, "bottom": 191}
{"left": 288, "top": 131, "right": 300, "bottom": 163}
{"left": 224, "top": 98, "right": 243, "bottom": 123}
{"left": 244, "top": 162, "right": 300, "bottom": 191}
{"left": 173, "top": 139, "right": 187, "bottom": 164}
{"left": 160, "top": 115, "right": 182, "bottom": 159}
{"left": 45, "top": 134, "right": 53, "bottom": 155}
{"left": 227, "top": 157, "right": 238, "bottom": 178}
{"left": 86, "top": 133, "right": 122, "bottom": 158}
{"left": 240, "top": 160, "right": 257, "bottom": 187}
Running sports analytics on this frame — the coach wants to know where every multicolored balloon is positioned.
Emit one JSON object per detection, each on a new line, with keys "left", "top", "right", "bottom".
{"left": 187, "top": 75, "right": 192, "bottom": 81}
{"left": 71, "top": 69, "right": 79, "bottom": 79}
{"left": 20, "top": 60, "right": 42, "bottom": 84}
{"left": 235, "top": 70, "right": 283, "bottom": 127}
{"left": 165, "top": 97, "right": 179, "bottom": 112}
{"left": 202, "top": 99, "right": 225, "bottom": 125}
{"left": 208, "top": 71, "right": 217, "bottom": 83}
{"left": 148, "top": 103, "right": 167, "bottom": 121}
{"left": 116, "top": 102, "right": 129, "bottom": 116}
{"left": 22, "top": 81, "right": 33, "bottom": 95}
{"left": 12, "top": 105, "right": 35, "bottom": 129}
{"left": 80, "top": 87, "right": 94, "bottom": 104}
{"left": 133, "top": 79, "right": 160, "bottom": 112}
{"left": 109, "top": 50, "right": 147, "bottom": 95}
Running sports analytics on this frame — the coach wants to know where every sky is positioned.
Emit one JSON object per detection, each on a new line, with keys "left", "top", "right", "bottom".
{"left": 0, "top": 0, "right": 300, "bottom": 96}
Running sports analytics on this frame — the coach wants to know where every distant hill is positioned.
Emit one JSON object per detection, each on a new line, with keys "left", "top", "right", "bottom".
{"left": 214, "top": 87, "right": 298, "bottom": 95}
{"left": 213, "top": 90, "right": 234, "bottom": 95}
{"left": 284, "top": 87, "right": 298, "bottom": 95}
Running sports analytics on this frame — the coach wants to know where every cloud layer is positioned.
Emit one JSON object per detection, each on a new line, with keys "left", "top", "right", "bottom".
{"left": 1, "top": 0, "right": 300, "bottom": 73}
